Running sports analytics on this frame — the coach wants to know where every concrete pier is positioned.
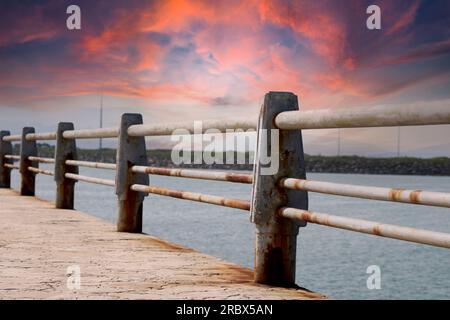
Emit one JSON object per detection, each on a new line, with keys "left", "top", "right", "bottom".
{"left": 0, "top": 189, "right": 324, "bottom": 300}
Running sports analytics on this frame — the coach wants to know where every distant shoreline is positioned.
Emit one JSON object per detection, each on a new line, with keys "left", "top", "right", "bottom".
{"left": 27, "top": 144, "right": 450, "bottom": 176}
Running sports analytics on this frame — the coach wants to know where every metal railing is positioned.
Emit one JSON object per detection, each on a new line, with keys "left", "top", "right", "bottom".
{"left": 0, "top": 91, "right": 449, "bottom": 288}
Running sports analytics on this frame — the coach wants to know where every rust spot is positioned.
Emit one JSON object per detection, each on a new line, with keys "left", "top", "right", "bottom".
{"left": 149, "top": 186, "right": 183, "bottom": 199}
{"left": 225, "top": 173, "right": 253, "bottom": 184}
{"left": 303, "top": 211, "right": 313, "bottom": 223}
{"left": 389, "top": 188, "right": 404, "bottom": 201}
{"left": 148, "top": 167, "right": 173, "bottom": 176}
{"left": 373, "top": 225, "right": 382, "bottom": 236}
{"left": 224, "top": 199, "right": 251, "bottom": 210}
{"left": 147, "top": 185, "right": 249, "bottom": 210}
{"left": 169, "top": 189, "right": 183, "bottom": 199}
{"left": 240, "top": 200, "right": 251, "bottom": 210}
{"left": 256, "top": 243, "right": 297, "bottom": 288}
{"left": 409, "top": 190, "right": 422, "bottom": 204}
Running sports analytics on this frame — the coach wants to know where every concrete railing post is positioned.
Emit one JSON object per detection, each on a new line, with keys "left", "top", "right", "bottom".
{"left": 19, "top": 127, "right": 38, "bottom": 196}
{"left": 116, "top": 113, "right": 149, "bottom": 233}
{"left": 54, "top": 123, "right": 78, "bottom": 209}
{"left": 0, "top": 131, "right": 13, "bottom": 188}
{"left": 251, "top": 91, "right": 308, "bottom": 287}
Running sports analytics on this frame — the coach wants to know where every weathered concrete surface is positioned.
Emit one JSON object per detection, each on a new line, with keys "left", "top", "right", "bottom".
{"left": 0, "top": 189, "right": 325, "bottom": 300}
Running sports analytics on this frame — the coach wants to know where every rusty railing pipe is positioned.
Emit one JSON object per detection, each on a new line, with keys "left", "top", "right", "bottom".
{"left": 65, "top": 173, "right": 115, "bottom": 187}
{"left": 130, "top": 184, "right": 250, "bottom": 211}
{"left": 66, "top": 160, "right": 116, "bottom": 170}
{"left": 279, "top": 207, "right": 450, "bottom": 249}
{"left": 28, "top": 167, "right": 54, "bottom": 176}
{"left": 280, "top": 178, "right": 450, "bottom": 208}
{"left": 131, "top": 165, "right": 253, "bottom": 184}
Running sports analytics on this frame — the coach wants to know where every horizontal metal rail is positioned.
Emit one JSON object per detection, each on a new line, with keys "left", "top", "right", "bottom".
{"left": 4, "top": 163, "right": 19, "bottom": 170}
{"left": 279, "top": 207, "right": 450, "bottom": 249}
{"left": 2, "top": 135, "right": 21, "bottom": 142}
{"left": 65, "top": 173, "right": 115, "bottom": 187}
{"left": 25, "top": 132, "right": 57, "bottom": 141}
{"left": 4, "top": 155, "right": 20, "bottom": 160}
{"left": 131, "top": 184, "right": 250, "bottom": 211}
{"left": 128, "top": 118, "right": 257, "bottom": 137}
{"left": 3, "top": 119, "right": 256, "bottom": 142}
{"left": 280, "top": 178, "right": 450, "bottom": 208}
{"left": 131, "top": 166, "right": 253, "bottom": 184}
{"left": 62, "top": 127, "right": 119, "bottom": 140}
{"left": 275, "top": 104, "right": 450, "bottom": 129}
{"left": 66, "top": 160, "right": 116, "bottom": 170}
{"left": 28, "top": 156, "right": 55, "bottom": 164}
{"left": 28, "top": 167, "right": 54, "bottom": 176}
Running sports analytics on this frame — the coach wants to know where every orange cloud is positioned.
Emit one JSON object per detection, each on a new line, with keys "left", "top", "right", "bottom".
{"left": 258, "top": 0, "right": 349, "bottom": 67}
{"left": 2, "top": 0, "right": 448, "bottom": 112}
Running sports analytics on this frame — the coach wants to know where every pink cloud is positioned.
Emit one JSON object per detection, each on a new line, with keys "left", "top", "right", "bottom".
{"left": 386, "top": 1, "right": 421, "bottom": 35}
{"left": 257, "top": 0, "right": 349, "bottom": 67}
{"left": 0, "top": 2, "right": 62, "bottom": 47}
{"left": 1, "top": 0, "right": 449, "bottom": 112}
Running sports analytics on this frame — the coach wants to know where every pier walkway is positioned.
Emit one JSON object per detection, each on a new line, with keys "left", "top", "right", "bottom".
{"left": 0, "top": 189, "right": 323, "bottom": 299}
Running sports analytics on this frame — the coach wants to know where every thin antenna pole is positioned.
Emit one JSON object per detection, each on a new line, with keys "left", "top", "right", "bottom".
{"left": 397, "top": 126, "right": 400, "bottom": 157}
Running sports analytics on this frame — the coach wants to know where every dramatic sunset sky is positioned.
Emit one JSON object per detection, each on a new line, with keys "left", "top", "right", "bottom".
{"left": 0, "top": 0, "right": 449, "bottom": 156}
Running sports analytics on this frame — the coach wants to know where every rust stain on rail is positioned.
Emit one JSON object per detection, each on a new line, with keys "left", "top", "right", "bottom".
{"left": 150, "top": 186, "right": 184, "bottom": 198}
{"left": 144, "top": 167, "right": 175, "bottom": 176}
{"left": 372, "top": 224, "right": 382, "bottom": 236}
{"left": 139, "top": 185, "right": 251, "bottom": 211}
{"left": 409, "top": 190, "right": 422, "bottom": 204}
{"left": 388, "top": 188, "right": 405, "bottom": 202}
{"left": 223, "top": 198, "right": 251, "bottom": 210}
{"left": 224, "top": 173, "right": 253, "bottom": 184}
{"left": 135, "top": 166, "right": 253, "bottom": 184}
{"left": 389, "top": 188, "right": 423, "bottom": 204}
